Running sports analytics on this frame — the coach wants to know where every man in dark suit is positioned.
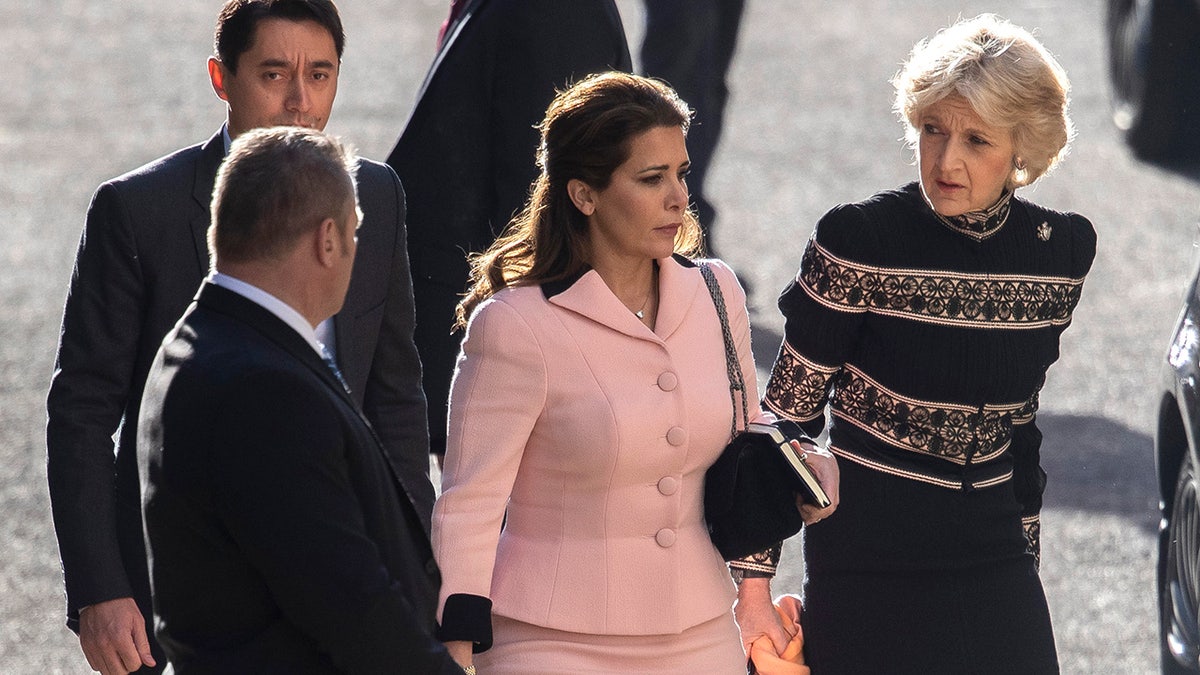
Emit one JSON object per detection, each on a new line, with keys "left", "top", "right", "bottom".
{"left": 386, "top": 0, "right": 631, "bottom": 459}
{"left": 46, "top": 2, "right": 433, "bottom": 672}
{"left": 138, "top": 126, "right": 460, "bottom": 673}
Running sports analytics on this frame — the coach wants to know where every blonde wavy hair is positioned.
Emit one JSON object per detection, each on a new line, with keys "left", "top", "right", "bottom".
{"left": 893, "top": 13, "right": 1073, "bottom": 189}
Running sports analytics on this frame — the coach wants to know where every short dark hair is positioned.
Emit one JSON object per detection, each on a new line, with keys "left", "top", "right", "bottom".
{"left": 214, "top": 0, "right": 345, "bottom": 74}
{"left": 210, "top": 126, "right": 358, "bottom": 265}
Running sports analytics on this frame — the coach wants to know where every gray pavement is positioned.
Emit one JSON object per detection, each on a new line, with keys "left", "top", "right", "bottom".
{"left": 2, "top": 1, "right": 1194, "bottom": 672}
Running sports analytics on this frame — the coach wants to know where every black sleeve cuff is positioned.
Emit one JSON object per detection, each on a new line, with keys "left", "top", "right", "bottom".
{"left": 436, "top": 593, "right": 493, "bottom": 652}
{"left": 728, "top": 542, "right": 783, "bottom": 578}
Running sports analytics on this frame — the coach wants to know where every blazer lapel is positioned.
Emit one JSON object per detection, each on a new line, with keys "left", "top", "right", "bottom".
{"left": 653, "top": 254, "right": 705, "bottom": 340}
{"left": 188, "top": 130, "right": 225, "bottom": 274}
{"left": 410, "top": 0, "right": 488, "bottom": 104}
{"left": 544, "top": 255, "right": 704, "bottom": 341}
{"left": 546, "top": 269, "right": 654, "bottom": 340}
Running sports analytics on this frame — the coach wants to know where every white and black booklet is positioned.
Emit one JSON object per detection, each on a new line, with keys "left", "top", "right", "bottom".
{"left": 746, "top": 422, "right": 832, "bottom": 509}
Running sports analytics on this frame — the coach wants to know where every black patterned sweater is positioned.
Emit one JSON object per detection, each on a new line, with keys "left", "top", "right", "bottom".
{"left": 764, "top": 182, "right": 1095, "bottom": 565}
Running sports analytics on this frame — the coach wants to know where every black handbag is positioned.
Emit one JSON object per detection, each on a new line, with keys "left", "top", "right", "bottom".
{"left": 698, "top": 263, "right": 830, "bottom": 561}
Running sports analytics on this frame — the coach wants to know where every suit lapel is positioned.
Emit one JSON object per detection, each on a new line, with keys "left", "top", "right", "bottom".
{"left": 544, "top": 255, "right": 704, "bottom": 341}
{"left": 547, "top": 269, "right": 652, "bottom": 340}
{"left": 410, "top": 0, "right": 487, "bottom": 104}
{"left": 329, "top": 160, "right": 360, "bottom": 397}
{"left": 188, "top": 130, "right": 225, "bottom": 275}
{"left": 653, "top": 255, "right": 704, "bottom": 341}
{"left": 331, "top": 160, "right": 378, "bottom": 399}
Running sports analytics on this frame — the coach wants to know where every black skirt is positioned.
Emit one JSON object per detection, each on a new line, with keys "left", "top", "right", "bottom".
{"left": 800, "top": 460, "right": 1058, "bottom": 674}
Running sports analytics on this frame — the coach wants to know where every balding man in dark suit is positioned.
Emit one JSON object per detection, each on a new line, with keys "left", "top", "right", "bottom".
{"left": 137, "top": 126, "right": 458, "bottom": 672}
{"left": 138, "top": 126, "right": 460, "bottom": 674}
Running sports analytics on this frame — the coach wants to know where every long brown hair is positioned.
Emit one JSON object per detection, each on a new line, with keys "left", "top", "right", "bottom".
{"left": 455, "top": 72, "right": 704, "bottom": 329}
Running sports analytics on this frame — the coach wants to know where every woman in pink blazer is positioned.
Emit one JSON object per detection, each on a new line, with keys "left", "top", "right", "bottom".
{"left": 431, "top": 72, "right": 839, "bottom": 674}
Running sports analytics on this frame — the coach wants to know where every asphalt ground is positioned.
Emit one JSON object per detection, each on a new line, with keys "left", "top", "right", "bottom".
{"left": 4, "top": 1, "right": 1198, "bottom": 672}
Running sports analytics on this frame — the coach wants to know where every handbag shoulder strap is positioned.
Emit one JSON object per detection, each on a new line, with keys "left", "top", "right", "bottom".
{"left": 698, "top": 262, "right": 749, "bottom": 437}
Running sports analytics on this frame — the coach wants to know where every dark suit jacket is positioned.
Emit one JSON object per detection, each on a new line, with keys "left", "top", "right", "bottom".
{"left": 46, "top": 129, "right": 434, "bottom": 641}
{"left": 386, "top": 0, "right": 631, "bottom": 454}
{"left": 137, "top": 283, "right": 459, "bottom": 674}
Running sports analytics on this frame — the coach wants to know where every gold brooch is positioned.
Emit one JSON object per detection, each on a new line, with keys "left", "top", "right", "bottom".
{"left": 1036, "top": 221, "right": 1052, "bottom": 241}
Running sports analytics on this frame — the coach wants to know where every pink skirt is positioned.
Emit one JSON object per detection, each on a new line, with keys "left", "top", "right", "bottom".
{"left": 475, "top": 611, "right": 746, "bottom": 674}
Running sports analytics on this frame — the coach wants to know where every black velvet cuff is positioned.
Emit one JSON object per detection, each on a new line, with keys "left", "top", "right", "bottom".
{"left": 436, "top": 593, "right": 493, "bottom": 652}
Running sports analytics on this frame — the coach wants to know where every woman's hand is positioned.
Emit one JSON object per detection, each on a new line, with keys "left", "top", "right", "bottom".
{"left": 733, "top": 577, "right": 792, "bottom": 656}
{"left": 793, "top": 440, "right": 839, "bottom": 524}
{"left": 444, "top": 640, "right": 473, "bottom": 671}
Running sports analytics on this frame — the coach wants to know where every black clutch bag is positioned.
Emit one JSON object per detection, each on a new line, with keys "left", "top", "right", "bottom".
{"left": 704, "top": 420, "right": 831, "bottom": 561}
{"left": 697, "top": 263, "right": 830, "bottom": 561}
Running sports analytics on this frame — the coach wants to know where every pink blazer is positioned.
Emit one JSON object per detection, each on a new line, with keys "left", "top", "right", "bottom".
{"left": 432, "top": 256, "right": 764, "bottom": 637}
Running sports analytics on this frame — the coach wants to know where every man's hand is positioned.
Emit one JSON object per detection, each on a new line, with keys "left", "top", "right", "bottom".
{"left": 793, "top": 440, "right": 839, "bottom": 524}
{"left": 79, "top": 597, "right": 156, "bottom": 674}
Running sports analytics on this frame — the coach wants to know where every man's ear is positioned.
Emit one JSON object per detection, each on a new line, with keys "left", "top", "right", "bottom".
{"left": 567, "top": 178, "right": 595, "bottom": 216}
{"left": 208, "top": 57, "right": 230, "bottom": 102}
{"left": 315, "top": 218, "right": 339, "bottom": 267}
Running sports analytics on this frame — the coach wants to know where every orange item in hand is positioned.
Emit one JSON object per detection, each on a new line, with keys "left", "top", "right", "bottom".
{"left": 748, "top": 594, "right": 809, "bottom": 675}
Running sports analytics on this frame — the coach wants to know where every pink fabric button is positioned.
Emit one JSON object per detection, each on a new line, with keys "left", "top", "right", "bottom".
{"left": 657, "top": 476, "right": 679, "bottom": 495}
{"left": 655, "top": 528, "right": 677, "bottom": 547}
{"left": 657, "top": 372, "right": 678, "bottom": 391}
{"left": 666, "top": 426, "right": 687, "bottom": 446}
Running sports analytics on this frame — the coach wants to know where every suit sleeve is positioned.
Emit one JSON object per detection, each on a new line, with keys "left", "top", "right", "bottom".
{"left": 763, "top": 204, "right": 874, "bottom": 437}
{"left": 358, "top": 166, "right": 436, "bottom": 527}
{"left": 432, "top": 297, "right": 548, "bottom": 649}
{"left": 209, "top": 372, "right": 459, "bottom": 674}
{"left": 46, "top": 182, "right": 144, "bottom": 626}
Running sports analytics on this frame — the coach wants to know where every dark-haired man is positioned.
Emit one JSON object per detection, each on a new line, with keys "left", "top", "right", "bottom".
{"left": 46, "top": 2, "right": 433, "bottom": 673}
{"left": 138, "top": 126, "right": 459, "bottom": 673}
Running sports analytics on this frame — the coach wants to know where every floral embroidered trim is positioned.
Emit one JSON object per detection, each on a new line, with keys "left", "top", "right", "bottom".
{"left": 930, "top": 188, "right": 1013, "bottom": 241}
{"left": 832, "top": 365, "right": 1027, "bottom": 464}
{"left": 729, "top": 544, "right": 782, "bottom": 576}
{"left": 798, "top": 241, "right": 1085, "bottom": 329}
{"left": 830, "top": 444, "right": 1013, "bottom": 490}
{"left": 1012, "top": 391, "right": 1039, "bottom": 425}
{"left": 763, "top": 342, "right": 839, "bottom": 423}
{"left": 1022, "top": 514, "right": 1041, "bottom": 570}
